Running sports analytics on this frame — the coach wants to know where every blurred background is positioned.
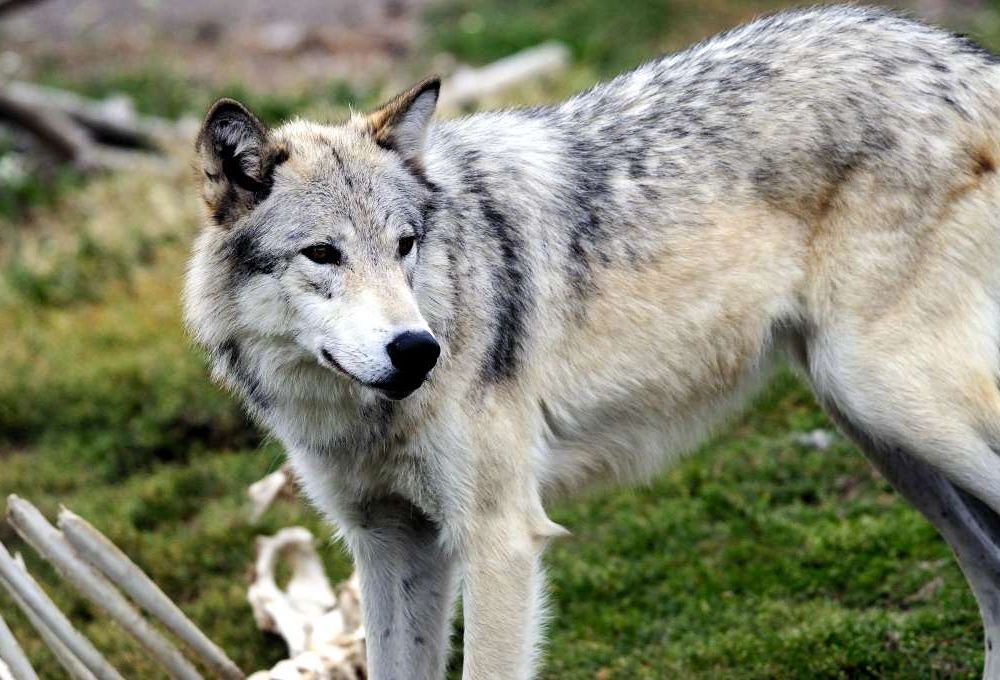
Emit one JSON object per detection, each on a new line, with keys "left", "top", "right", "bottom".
{"left": 2, "top": 0, "right": 1000, "bottom": 677}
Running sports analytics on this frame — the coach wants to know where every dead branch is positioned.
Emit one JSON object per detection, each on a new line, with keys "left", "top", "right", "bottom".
{"left": 2, "top": 486, "right": 365, "bottom": 680}
{"left": 438, "top": 42, "right": 570, "bottom": 111}
{"left": 0, "top": 89, "right": 100, "bottom": 169}
{"left": 0, "top": 80, "right": 182, "bottom": 178}
{"left": 5, "top": 81, "right": 166, "bottom": 150}
{"left": 0, "top": 88, "right": 169, "bottom": 173}
{"left": 9, "top": 553, "right": 96, "bottom": 680}
{"left": 0, "top": 0, "right": 48, "bottom": 20}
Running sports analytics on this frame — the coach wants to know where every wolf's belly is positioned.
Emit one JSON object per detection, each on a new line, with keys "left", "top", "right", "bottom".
{"left": 535, "top": 347, "right": 781, "bottom": 498}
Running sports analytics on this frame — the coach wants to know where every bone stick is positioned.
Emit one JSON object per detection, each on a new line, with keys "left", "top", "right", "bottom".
{"left": 5, "top": 496, "right": 202, "bottom": 680}
{"left": 247, "top": 528, "right": 336, "bottom": 655}
{"left": 247, "top": 528, "right": 365, "bottom": 679}
{"left": 58, "top": 507, "right": 244, "bottom": 680}
{"left": 4, "top": 592, "right": 95, "bottom": 680}
{"left": 0, "top": 604, "right": 37, "bottom": 680}
{"left": 0, "top": 539, "right": 123, "bottom": 680}
{"left": 247, "top": 467, "right": 292, "bottom": 523}
{"left": 7, "top": 554, "right": 97, "bottom": 680}
{"left": 438, "top": 42, "right": 571, "bottom": 110}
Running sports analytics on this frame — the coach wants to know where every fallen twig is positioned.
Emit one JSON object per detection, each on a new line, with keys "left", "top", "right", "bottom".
{"left": 8, "top": 553, "right": 96, "bottom": 680}
{"left": 2, "top": 484, "right": 362, "bottom": 680}
{"left": 4, "top": 81, "right": 170, "bottom": 149}
{"left": 0, "top": 89, "right": 101, "bottom": 169}
{"left": 0, "top": 0, "right": 47, "bottom": 19}
{"left": 0, "top": 79, "right": 186, "bottom": 178}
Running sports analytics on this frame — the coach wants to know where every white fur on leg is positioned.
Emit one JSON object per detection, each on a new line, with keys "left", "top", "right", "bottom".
{"left": 461, "top": 528, "right": 549, "bottom": 680}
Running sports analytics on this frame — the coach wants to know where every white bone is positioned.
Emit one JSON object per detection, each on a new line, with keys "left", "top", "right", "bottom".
{"left": 247, "top": 527, "right": 365, "bottom": 679}
{"left": 0, "top": 539, "right": 122, "bottom": 680}
{"left": 248, "top": 466, "right": 295, "bottom": 523}
{"left": 58, "top": 506, "right": 244, "bottom": 679}
{"left": 0, "top": 601, "right": 37, "bottom": 680}
{"left": 6, "top": 495, "right": 201, "bottom": 680}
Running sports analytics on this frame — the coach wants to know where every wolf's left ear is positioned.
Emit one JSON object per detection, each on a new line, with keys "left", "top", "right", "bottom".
{"left": 196, "top": 98, "right": 287, "bottom": 227}
{"left": 366, "top": 77, "right": 440, "bottom": 162}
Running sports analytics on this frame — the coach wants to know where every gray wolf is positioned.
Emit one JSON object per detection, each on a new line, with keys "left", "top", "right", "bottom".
{"left": 184, "top": 6, "right": 1000, "bottom": 677}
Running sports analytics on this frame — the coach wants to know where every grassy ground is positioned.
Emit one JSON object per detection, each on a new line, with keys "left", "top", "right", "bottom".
{"left": 3, "top": 0, "right": 1000, "bottom": 677}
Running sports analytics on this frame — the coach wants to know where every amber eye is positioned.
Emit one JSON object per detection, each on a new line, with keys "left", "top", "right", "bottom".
{"left": 398, "top": 235, "right": 416, "bottom": 257}
{"left": 301, "top": 244, "right": 342, "bottom": 265}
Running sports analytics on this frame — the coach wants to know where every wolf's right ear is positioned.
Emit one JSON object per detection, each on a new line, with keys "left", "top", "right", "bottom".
{"left": 196, "top": 99, "right": 287, "bottom": 227}
{"left": 365, "top": 77, "right": 440, "bottom": 164}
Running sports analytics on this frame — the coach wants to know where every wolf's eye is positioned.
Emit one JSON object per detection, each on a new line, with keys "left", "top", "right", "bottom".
{"left": 301, "top": 244, "right": 342, "bottom": 265}
{"left": 398, "top": 235, "right": 416, "bottom": 257}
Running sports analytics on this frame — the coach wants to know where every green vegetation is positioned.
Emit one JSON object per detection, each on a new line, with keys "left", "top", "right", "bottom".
{"left": 427, "top": 0, "right": 785, "bottom": 75}
{"left": 3, "top": 0, "right": 999, "bottom": 677}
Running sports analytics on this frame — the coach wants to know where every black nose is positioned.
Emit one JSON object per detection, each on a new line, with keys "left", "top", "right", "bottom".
{"left": 386, "top": 331, "right": 440, "bottom": 378}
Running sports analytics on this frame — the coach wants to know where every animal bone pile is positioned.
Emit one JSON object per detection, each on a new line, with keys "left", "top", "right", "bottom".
{"left": 247, "top": 468, "right": 366, "bottom": 680}
{"left": 248, "top": 529, "right": 365, "bottom": 680}
{"left": 0, "top": 471, "right": 365, "bottom": 679}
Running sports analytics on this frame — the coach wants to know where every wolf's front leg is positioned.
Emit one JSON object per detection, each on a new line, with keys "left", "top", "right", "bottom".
{"left": 456, "top": 406, "right": 567, "bottom": 679}
{"left": 344, "top": 496, "right": 459, "bottom": 680}
{"left": 461, "top": 519, "right": 550, "bottom": 680}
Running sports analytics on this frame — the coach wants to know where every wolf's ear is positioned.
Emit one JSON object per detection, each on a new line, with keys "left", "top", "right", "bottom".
{"left": 366, "top": 77, "right": 440, "bottom": 163}
{"left": 196, "top": 98, "right": 287, "bottom": 227}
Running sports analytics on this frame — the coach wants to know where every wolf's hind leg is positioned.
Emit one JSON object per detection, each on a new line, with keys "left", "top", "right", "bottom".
{"left": 804, "top": 318, "right": 1000, "bottom": 677}
{"left": 822, "top": 404, "right": 1000, "bottom": 678}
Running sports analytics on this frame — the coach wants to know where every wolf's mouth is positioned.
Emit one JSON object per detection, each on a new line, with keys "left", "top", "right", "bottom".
{"left": 369, "top": 384, "right": 419, "bottom": 401}
{"left": 366, "top": 375, "right": 424, "bottom": 401}
{"left": 319, "top": 348, "right": 351, "bottom": 377}
{"left": 319, "top": 348, "right": 423, "bottom": 400}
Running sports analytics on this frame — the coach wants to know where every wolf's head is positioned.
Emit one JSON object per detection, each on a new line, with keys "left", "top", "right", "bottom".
{"left": 184, "top": 78, "right": 444, "bottom": 402}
